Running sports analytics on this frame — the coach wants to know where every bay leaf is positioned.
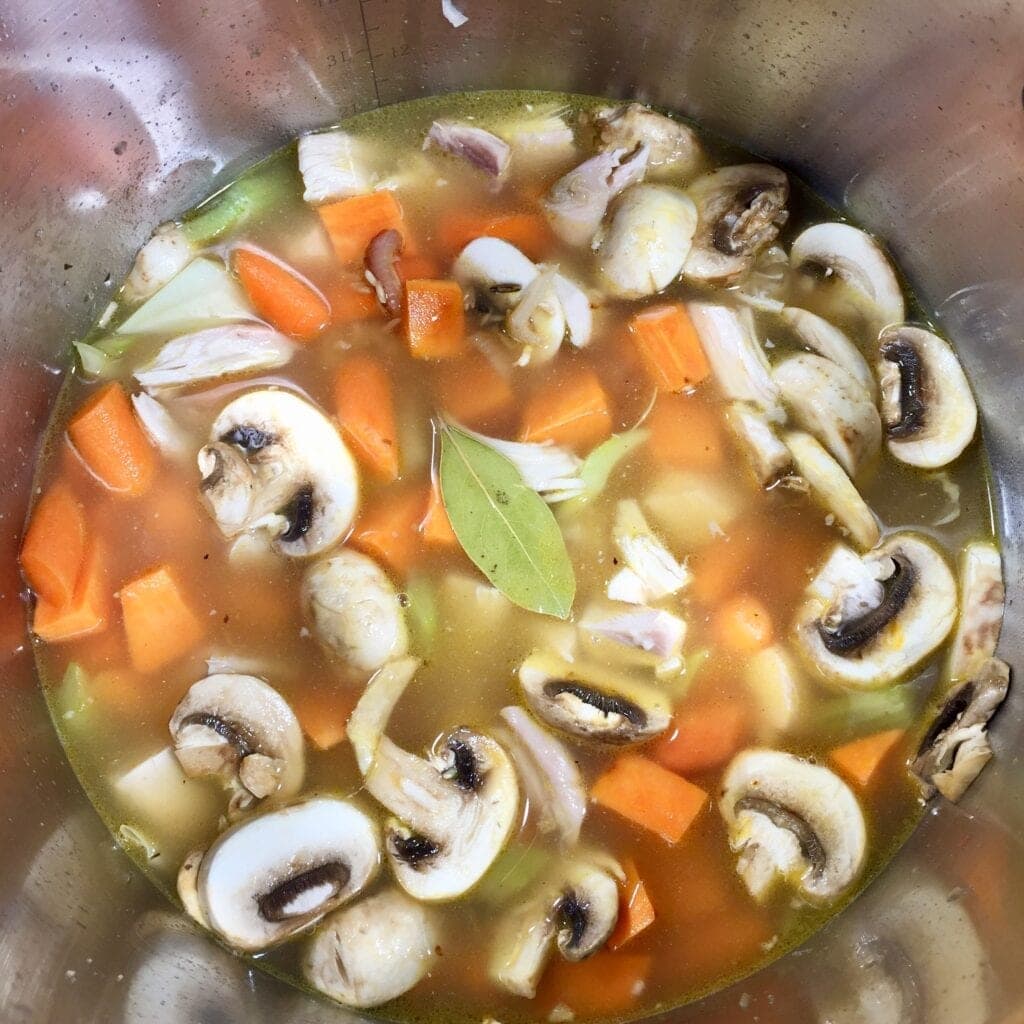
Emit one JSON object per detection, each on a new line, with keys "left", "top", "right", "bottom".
{"left": 439, "top": 423, "right": 576, "bottom": 619}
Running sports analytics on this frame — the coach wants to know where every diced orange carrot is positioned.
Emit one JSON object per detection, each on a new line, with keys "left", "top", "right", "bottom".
{"left": 233, "top": 248, "right": 329, "bottom": 340}
{"left": 592, "top": 754, "right": 708, "bottom": 844}
{"left": 33, "top": 540, "right": 110, "bottom": 643}
{"left": 335, "top": 354, "right": 399, "bottom": 482}
{"left": 713, "top": 594, "right": 774, "bottom": 653}
{"left": 421, "top": 477, "right": 458, "bottom": 547}
{"left": 403, "top": 279, "right": 468, "bottom": 360}
{"left": 435, "top": 209, "right": 554, "bottom": 261}
{"left": 396, "top": 254, "right": 443, "bottom": 283}
{"left": 119, "top": 565, "right": 205, "bottom": 673}
{"left": 68, "top": 383, "right": 156, "bottom": 497}
{"left": 648, "top": 394, "right": 725, "bottom": 469}
{"left": 653, "top": 701, "right": 748, "bottom": 775}
{"left": 689, "top": 530, "right": 758, "bottom": 605}
{"left": 20, "top": 483, "right": 87, "bottom": 607}
{"left": 293, "top": 688, "right": 358, "bottom": 751}
{"left": 519, "top": 367, "right": 613, "bottom": 452}
{"left": 349, "top": 486, "right": 426, "bottom": 576}
{"left": 608, "top": 857, "right": 656, "bottom": 951}
{"left": 318, "top": 191, "right": 411, "bottom": 264}
{"left": 328, "top": 280, "right": 383, "bottom": 325}
{"left": 538, "top": 951, "right": 652, "bottom": 1017}
{"left": 829, "top": 729, "right": 906, "bottom": 788}
{"left": 628, "top": 303, "right": 710, "bottom": 392}
{"left": 433, "top": 353, "right": 515, "bottom": 431}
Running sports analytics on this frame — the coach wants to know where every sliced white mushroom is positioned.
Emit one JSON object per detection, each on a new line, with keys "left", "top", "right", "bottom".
{"left": 542, "top": 144, "right": 649, "bottom": 247}
{"left": 784, "top": 431, "right": 880, "bottom": 550}
{"left": 592, "top": 103, "right": 703, "bottom": 178}
{"left": 875, "top": 324, "right": 978, "bottom": 468}
{"left": 169, "top": 674, "right": 304, "bottom": 808}
{"left": 198, "top": 389, "right": 358, "bottom": 558}
{"left": 687, "top": 303, "right": 782, "bottom": 418}
{"left": 780, "top": 306, "right": 875, "bottom": 398}
{"left": 794, "top": 532, "right": 957, "bottom": 689}
{"left": 452, "top": 237, "right": 538, "bottom": 313}
{"left": 304, "top": 889, "right": 437, "bottom": 1008}
{"left": 518, "top": 650, "right": 671, "bottom": 744}
{"left": 720, "top": 748, "right": 866, "bottom": 903}
{"left": 195, "top": 797, "right": 380, "bottom": 952}
{"left": 611, "top": 499, "right": 690, "bottom": 601}
{"left": 298, "top": 130, "right": 372, "bottom": 204}
{"left": 135, "top": 324, "right": 295, "bottom": 392}
{"left": 506, "top": 268, "right": 567, "bottom": 364}
{"left": 773, "top": 353, "right": 882, "bottom": 478}
{"left": 744, "top": 645, "right": 804, "bottom": 736}
{"left": 348, "top": 658, "right": 519, "bottom": 901}
{"left": 684, "top": 164, "right": 789, "bottom": 285}
{"left": 595, "top": 184, "right": 697, "bottom": 298}
{"left": 124, "top": 223, "right": 192, "bottom": 303}
{"left": 726, "top": 402, "right": 800, "bottom": 489}
{"left": 491, "top": 858, "right": 621, "bottom": 998}
{"left": 177, "top": 849, "right": 208, "bottom": 927}
{"left": 304, "top": 550, "right": 409, "bottom": 673}
{"left": 790, "top": 222, "right": 905, "bottom": 328}
{"left": 946, "top": 542, "right": 1004, "bottom": 682}
{"left": 911, "top": 657, "right": 1010, "bottom": 802}
{"left": 424, "top": 120, "right": 511, "bottom": 177}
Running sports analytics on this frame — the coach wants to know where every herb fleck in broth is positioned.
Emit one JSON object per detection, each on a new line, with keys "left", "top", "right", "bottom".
{"left": 26, "top": 90, "right": 1002, "bottom": 1022}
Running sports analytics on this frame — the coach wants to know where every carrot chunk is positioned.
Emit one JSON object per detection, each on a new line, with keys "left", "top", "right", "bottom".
{"left": 433, "top": 353, "right": 515, "bottom": 431}
{"left": 628, "top": 303, "right": 710, "bottom": 392}
{"left": 68, "top": 383, "right": 156, "bottom": 497}
{"left": 421, "top": 478, "right": 458, "bottom": 547}
{"left": 233, "top": 248, "right": 330, "bottom": 340}
{"left": 648, "top": 394, "right": 725, "bottom": 469}
{"left": 349, "top": 486, "right": 426, "bottom": 576}
{"left": 335, "top": 354, "right": 399, "bottom": 482}
{"left": 318, "top": 191, "right": 410, "bottom": 264}
{"left": 519, "top": 367, "right": 612, "bottom": 452}
{"left": 403, "top": 279, "right": 468, "bottom": 360}
{"left": 20, "top": 483, "right": 87, "bottom": 607}
{"left": 435, "top": 209, "right": 554, "bottom": 261}
{"left": 829, "top": 728, "right": 906, "bottom": 788}
{"left": 293, "top": 689, "right": 358, "bottom": 751}
{"left": 653, "top": 701, "right": 748, "bottom": 775}
{"left": 689, "top": 530, "right": 758, "bottom": 605}
{"left": 396, "top": 254, "right": 443, "bottom": 283}
{"left": 607, "top": 857, "right": 656, "bottom": 951}
{"left": 592, "top": 754, "right": 708, "bottom": 844}
{"left": 538, "top": 951, "right": 652, "bottom": 1017}
{"left": 328, "top": 280, "right": 383, "bottom": 325}
{"left": 119, "top": 565, "right": 204, "bottom": 673}
{"left": 713, "top": 594, "right": 774, "bottom": 653}
{"left": 33, "top": 540, "right": 109, "bottom": 643}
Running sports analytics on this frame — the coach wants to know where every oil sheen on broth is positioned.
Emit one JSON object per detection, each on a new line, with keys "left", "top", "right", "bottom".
{"left": 23, "top": 91, "right": 1008, "bottom": 1022}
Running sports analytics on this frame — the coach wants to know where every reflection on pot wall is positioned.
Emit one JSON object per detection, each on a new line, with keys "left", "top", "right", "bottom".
{"left": 1, "top": 0, "right": 1023, "bottom": 1021}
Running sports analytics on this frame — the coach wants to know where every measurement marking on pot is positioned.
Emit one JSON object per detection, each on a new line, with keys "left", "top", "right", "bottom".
{"left": 357, "top": 0, "right": 383, "bottom": 104}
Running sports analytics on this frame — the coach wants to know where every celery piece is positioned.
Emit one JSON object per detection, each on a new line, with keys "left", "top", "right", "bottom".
{"left": 54, "top": 662, "right": 94, "bottom": 726}
{"left": 661, "top": 646, "right": 710, "bottom": 699}
{"left": 73, "top": 342, "right": 115, "bottom": 378}
{"left": 117, "top": 257, "right": 254, "bottom": 335}
{"left": 181, "top": 170, "right": 290, "bottom": 247}
{"left": 404, "top": 575, "right": 438, "bottom": 656}
{"left": 473, "top": 843, "right": 553, "bottom": 907}
{"left": 563, "top": 428, "right": 648, "bottom": 511}
{"left": 815, "top": 684, "right": 917, "bottom": 740}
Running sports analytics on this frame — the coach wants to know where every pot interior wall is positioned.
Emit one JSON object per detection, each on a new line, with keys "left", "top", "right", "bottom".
{"left": 1, "top": 1, "right": 1023, "bottom": 1021}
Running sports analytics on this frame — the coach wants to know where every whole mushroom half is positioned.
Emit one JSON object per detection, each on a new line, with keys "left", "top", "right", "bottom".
{"left": 169, "top": 673, "right": 304, "bottom": 812}
{"left": 192, "top": 797, "right": 380, "bottom": 952}
{"left": 305, "top": 889, "right": 438, "bottom": 1008}
{"left": 683, "top": 164, "right": 789, "bottom": 285}
{"left": 304, "top": 549, "right": 409, "bottom": 673}
{"left": 347, "top": 658, "right": 519, "bottom": 901}
{"left": 720, "top": 748, "right": 866, "bottom": 903}
{"left": 875, "top": 324, "right": 978, "bottom": 469}
{"left": 794, "top": 532, "right": 957, "bottom": 689}
{"left": 198, "top": 389, "right": 358, "bottom": 557}
{"left": 518, "top": 650, "right": 671, "bottom": 744}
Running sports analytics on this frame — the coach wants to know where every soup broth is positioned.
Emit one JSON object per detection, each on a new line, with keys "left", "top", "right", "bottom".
{"left": 24, "top": 91, "right": 1003, "bottom": 1022}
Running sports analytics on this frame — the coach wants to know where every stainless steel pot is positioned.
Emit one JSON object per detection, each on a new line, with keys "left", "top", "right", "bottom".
{"left": 2, "top": 1, "right": 1023, "bottom": 1021}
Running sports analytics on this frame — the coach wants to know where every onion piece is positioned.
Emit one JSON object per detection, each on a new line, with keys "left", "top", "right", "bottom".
{"left": 131, "top": 392, "right": 190, "bottom": 458}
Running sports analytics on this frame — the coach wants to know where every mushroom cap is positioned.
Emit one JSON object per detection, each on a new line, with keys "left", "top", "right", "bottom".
{"left": 196, "top": 797, "right": 380, "bottom": 952}
{"left": 452, "top": 236, "right": 538, "bottom": 313}
{"left": 304, "top": 549, "right": 409, "bottom": 673}
{"left": 169, "top": 673, "right": 305, "bottom": 803}
{"left": 720, "top": 748, "right": 867, "bottom": 903}
{"left": 684, "top": 163, "right": 789, "bottom": 285}
{"left": 790, "top": 222, "right": 905, "bottom": 328}
{"left": 518, "top": 650, "right": 671, "bottom": 744}
{"left": 198, "top": 389, "right": 358, "bottom": 558}
{"left": 555, "top": 861, "right": 620, "bottom": 961}
{"left": 596, "top": 183, "right": 698, "bottom": 299}
{"left": 304, "top": 889, "right": 437, "bottom": 1008}
{"left": 780, "top": 306, "right": 876, "bottom": 399}
{"left": 875, "top": 324, "right": 978, "bottom": 469}
{"left": 505, "top": 268, "right": 567, "bottom": 363}
{"left": 773, "top": 352, "right": 882, "bottom": 478}
{"left": 794, "top": 532, "right": 958, "bottom": 689}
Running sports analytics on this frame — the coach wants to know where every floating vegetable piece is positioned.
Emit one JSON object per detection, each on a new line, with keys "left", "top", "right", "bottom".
{"left": 519, "top": 367, "right": 612, "bottom": 451}
{"left": 124, "top": 223, "right": 192, "bottom": 303}
{"left": 506, "top": 268, "right": 567, "bottom": 363}
{"left": 720, "top": 748, "right": 866, "bottom": 903}
{"left": 298, "top": 129, "right": 372, "bottom": 204}
{"left": 562, "top": 429, "right": 648, "bottom": 509}
{"left": 404, "top": 279, "right": 468, "bottom": 360}
{"left": 627, "top": 302, "right": 710, "bottom": 392}
{"left": 232, "top": 248, "right": 330, "bottom": 341}
{"left": 744, "top": 645, "right": 805, "bottom": 736}
{"left": 452, "top": 236, "right": 539, "bottom": 313}
{"left": 946, "top": 542, "right": 1004, "bottom": 682}
{"left": 780, "top": 306, "right": 875, "bottom": 398}
{"left": 425, "top": 120, "right": 511, "bottom": 176}
{"left": 875, "top": 324, "right": 978, "bottom": 469}
{"left": 439, "top": 422, "right": 576, "bottom": 618}
{"left": 131, "top": 393, "right": 190, "bottom": 457}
